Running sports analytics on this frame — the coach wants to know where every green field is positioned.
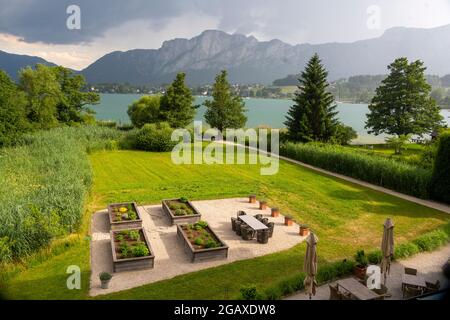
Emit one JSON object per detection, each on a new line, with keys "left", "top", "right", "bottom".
{"left": 1, "top": 149, "right": 449, "bottom": 299}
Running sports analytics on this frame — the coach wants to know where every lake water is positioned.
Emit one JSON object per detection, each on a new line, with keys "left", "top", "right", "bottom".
{"left": 90, "top": 94, "right": 450, "bottom": 144}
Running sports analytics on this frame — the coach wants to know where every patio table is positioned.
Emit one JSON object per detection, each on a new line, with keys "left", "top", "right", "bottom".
{"left": 402, "top": 274, "right": 426, "bottom": 289}
{"left": 336, "top": 278, "right": 380, "bottom": 300}
{"left": 238, "top": 215, "right": 268, "bottom": 231}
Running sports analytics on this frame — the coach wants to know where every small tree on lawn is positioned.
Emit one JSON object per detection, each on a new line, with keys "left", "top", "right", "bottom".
{"left": 203, "top": 70, "right": 247, "bottom": 132}
{"left": 365, "top": 58, "right": 443, "bottom": 139}
{"left": 159, "top": 72, "right": 196, "bottom": 128}
{"left": 285, "top": 53, "right": 339, "bottom": 142}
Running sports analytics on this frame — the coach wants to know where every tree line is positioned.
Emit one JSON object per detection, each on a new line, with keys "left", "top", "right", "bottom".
{"left": 0, "top": 65, "right": 99, "bottom": 146}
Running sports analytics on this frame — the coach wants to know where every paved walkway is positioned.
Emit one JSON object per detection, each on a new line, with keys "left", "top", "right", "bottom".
{"left": 90, "top": 198, "right": 304, "bottom": 296}
{"left": 285, "top": 244, "right": 450, "bottom": 300}
{"left": 217, "top": 141, "right": 450, "bottom": 214}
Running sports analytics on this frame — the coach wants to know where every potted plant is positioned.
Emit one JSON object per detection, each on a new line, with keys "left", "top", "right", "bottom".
{"left": 284, "top": 214, "right": 294, "bottom": 226}
{"left": 271, "top": 207, "right": 280, "bottom": 217}
{"left": 249, "top": 194, "right": 256, "bottom": 204}
{"left": 299, "top": 224, "right": 310, "bottom": 236}
{"left": 259, "top": 200, "right": 267, "bottom": 210}
{"left": 99, "top": 272, "right": 112, "bottom": 289}
{"left": 354, "top": 250, "right": 368, "bottom": 279}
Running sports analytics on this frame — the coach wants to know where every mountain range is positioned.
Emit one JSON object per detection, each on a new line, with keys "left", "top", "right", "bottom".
{"left": 2, "top": 24, "right": 450, "bottom": 85}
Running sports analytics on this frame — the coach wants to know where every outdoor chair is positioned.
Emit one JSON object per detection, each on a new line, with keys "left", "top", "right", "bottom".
{"left": 253, "top": 214, "right": 262, "bottom": 221}
{"left": 404, "top": 267, "right": 418, "bottom": 275}
{"left": 261, "top": 218, "right": 269, "bottom": 225}
{"left": 235, "top": 221, "right": 243, "bottom": 236}
{"left": 237, "top": 210, "right": 246, "bottom": 218}
{"left": 267, "top": 222, "right": 275, "bottom": 237}
{"left": 257, "top": 229, "right": 269, "bottom": 244}
{"left": 371, "top": 284, "right": 391, "bottom": 298}
{"left": 329, "top": 284, "right": 341, "bottom": 300}
{"left": 403, "top": 285, "right": 423, "bottom": 299}
{"left": 231, "top": 217, "right": 237, "bottom": 231}
{"left": 424, "top": 280, "right": 440, "bottom": 293}
{"left": 241, "top": 226, "right": 255, "bottom": 240}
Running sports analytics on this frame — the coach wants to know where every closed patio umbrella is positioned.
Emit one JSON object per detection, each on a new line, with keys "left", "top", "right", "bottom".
{"left": 380, "top": 218, "right": 394, "bottom": 285}
{"left": 303, "top": 232, "right": 319, "bottom": 299}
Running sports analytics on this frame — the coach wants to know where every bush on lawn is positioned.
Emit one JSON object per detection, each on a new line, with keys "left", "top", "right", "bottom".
{"left": 280, "top": 142, "right": 432, "bottom": 199}
{"left": 430, "top": 132, "right": 450, "bottom": 203}
{"left": 132, "top": 122, "right": 177, "bottom": 152}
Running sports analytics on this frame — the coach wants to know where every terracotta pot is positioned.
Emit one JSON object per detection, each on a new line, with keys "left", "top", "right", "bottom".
{"left": 353, "top": 266, "right": 367, "bottom": 280}
{"left": 249, "top": 195, "right": 256, "bottom": 204}
{"left": 259, "top": 201, "right": 267, "bottom": 210}
{"left": 271, "top": 208, "right": 280, "bottom": 217}
{"left": 284, "top": 217, "right": 293, "bottom": 226}
{"left": 299, "top": 227, "right": 309, "bottom": 236}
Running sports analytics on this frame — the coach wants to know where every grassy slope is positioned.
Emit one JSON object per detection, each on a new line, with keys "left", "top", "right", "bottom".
{"left": 2, "top": 149, "right": 448, "bottom": 299}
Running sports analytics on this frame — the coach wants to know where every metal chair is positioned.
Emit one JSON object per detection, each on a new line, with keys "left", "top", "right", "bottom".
{"left": 404, "top": 267, "right": 417, "bottom": 275}
{"left": 261, "top": 218, "right": 269, "bottom": 225}
{"left": 403, "top": 285, "right": 423, "bottom": 299}
{"left": 424, "top": 280, "right": 440, "bottom": 294}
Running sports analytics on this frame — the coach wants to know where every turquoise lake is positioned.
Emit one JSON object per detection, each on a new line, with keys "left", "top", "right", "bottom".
{"left": 90, "top": 94, "right": 450, "bottom": 144}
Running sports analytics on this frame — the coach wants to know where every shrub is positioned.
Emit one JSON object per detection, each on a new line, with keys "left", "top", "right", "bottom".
{"left": 394, "top": 242, "right": 420, "bottom": 260}
{"left": 263, "top": 287, "right": 282, "bottom": 300}
{"left": 132, "top": 242, "right": 150, "bottom": 257}
{"left": 99, "top": 272, "right": 112, "bottom": 281}
{"left": 354, "top": 250, "right": 368, "bottom": 268}
{"left": 280, "top": 142, "right": 432, "bottom": 199}
{"left": 133, "top": 122, "right": 177, "bottom": 152}
{"left": 240, "top": 284, "right": 261, "bottom": 300}
{"left": 180, "top": 197, "right": 189, "bottom": 203}
{"left": 367, "top": 250, "right": 382, "bottom": 264}
{"left": 412, "top": 229, "right": 448, "bottom": 252}
{"left": 430, "top": 132, "right": 450, "bottom": 203}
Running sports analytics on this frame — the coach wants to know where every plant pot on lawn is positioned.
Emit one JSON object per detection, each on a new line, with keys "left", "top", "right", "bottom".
{"left": 354, "top": 250, "right": 368, "bottom": 280}
{"left": 284, "top": 214, "right": 294, "bottom": 226}
{"left": 271, "top": 207, "right": 280, "bottom": 217}
{"left": 99, "top": 272, "right": 112, "bottom": 289}
{"left": 249, "top": 195, "right": 256, "bottom": 204}
{"left": 108, "top": 202, "right": 142, "bottom": 230}
{"left": 162, "top": 197, "right": 201, "bottom": 225}
{"left": 259, "top": 200, "right": 267, "bottom": 210}
{"left": 299, "top": 224, "right": 310, "bottom": 236}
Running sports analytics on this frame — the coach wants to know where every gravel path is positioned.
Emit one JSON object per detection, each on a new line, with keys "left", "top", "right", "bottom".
{"left": 89, "top": 198, "right": 304, "bottom": 296}
{"left": 285, "top": 244, "right": 450, "bottom": 300}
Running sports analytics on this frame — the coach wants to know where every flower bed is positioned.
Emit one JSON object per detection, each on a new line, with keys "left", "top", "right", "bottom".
{"left": 162, "top": 197, "right": 201, "bottom": 225}
{"left": 108, "top": 202, "right": 142, "bottom": 230}
{"left": 177, "top": 221, "right": 228, "bottom": 262}
{"left": 110, "top": 228, "right": 154, "bottom": 272}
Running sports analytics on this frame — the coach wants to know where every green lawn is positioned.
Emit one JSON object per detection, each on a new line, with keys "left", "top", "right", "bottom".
{"left": 2, "top": 149, "right": 448, "bottom": 299}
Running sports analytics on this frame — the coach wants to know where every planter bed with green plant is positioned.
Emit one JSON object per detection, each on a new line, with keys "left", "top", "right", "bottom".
{"left": 108, "top": 202, "right": 142, "bottom": 230}
{"left": 177, "top": 221, "right": 228, "bottom": 262}
{"left": 110, "top": 228, "right": 154, "bottom": 272}
{"left": 162, "top": 197, "right": 201, "bottom": 225}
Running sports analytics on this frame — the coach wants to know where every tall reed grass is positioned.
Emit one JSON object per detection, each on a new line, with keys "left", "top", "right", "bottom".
{"left": 280, "top": 142, "right": 432, "bottom": 199}
{"left": 0, "top": 126, "right": 122, "bottom": 262}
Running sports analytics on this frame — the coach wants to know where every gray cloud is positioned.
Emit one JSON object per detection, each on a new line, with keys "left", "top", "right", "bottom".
{"left": 0, "top": 0, "right": 449, "bottom": 46}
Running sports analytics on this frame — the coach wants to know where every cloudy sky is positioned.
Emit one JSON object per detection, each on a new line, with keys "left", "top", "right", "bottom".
{"left": 1, "top": 0, "right": 450, "bottom": 70}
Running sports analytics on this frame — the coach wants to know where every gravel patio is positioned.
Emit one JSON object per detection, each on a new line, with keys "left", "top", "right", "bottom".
{"left": 89, "top": 197, "right": 304, "bottom": 296}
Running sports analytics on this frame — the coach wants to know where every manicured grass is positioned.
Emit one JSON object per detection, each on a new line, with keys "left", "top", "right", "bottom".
{"left": 1, "top": 148, "right": 448, "bottom": 299}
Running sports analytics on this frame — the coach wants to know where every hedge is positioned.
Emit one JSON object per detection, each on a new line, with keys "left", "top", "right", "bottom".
{"left": 430, "top": 132, "right": 450, "bottom": 203}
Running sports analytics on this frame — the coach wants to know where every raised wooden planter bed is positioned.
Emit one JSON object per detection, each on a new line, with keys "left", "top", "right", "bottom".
{"left": 108, "top": 202, "right": 142, "bottom": 230}
{"left": 162, "top": 198, "right": 201, "bottom": 225}
{"left": 110, "top": 228, "right": 155, "bottom": 272}
{"left": 177, "top": 222, "right": 228, "bottom": 262}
